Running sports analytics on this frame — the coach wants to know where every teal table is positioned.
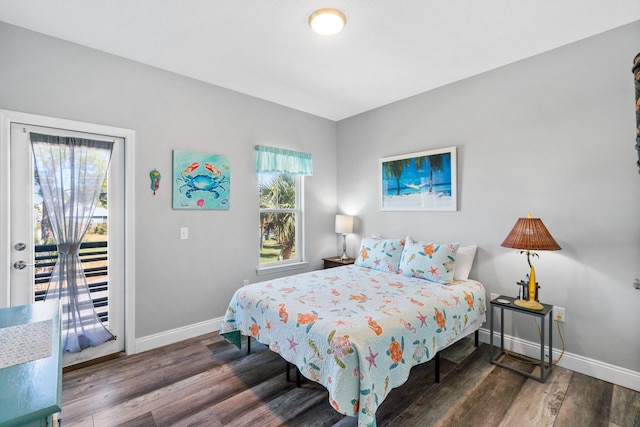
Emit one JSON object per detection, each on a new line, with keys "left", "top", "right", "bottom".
{"left": 0, "top": 301, "right": 62, "bottom": 427}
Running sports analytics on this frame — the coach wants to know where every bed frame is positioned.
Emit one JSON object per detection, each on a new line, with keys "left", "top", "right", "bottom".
{"left": 243, "top": 329, "right": 480, "bottom": 387}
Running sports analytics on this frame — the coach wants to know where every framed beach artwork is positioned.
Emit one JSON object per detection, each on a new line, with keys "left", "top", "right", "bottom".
{"left": 172, "top": 149, "right": 230, "bottom": 210}
{"left": 379, "top": 146, "right": 457, "bottom": 211}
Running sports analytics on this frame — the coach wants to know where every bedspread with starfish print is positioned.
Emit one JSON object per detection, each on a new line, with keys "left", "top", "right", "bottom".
{"left": 220, "top": 265, "right": 486, "bottom": 427}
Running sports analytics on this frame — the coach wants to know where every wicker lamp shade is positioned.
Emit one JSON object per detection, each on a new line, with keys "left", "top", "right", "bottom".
{"left": 501, "top": 216, "right": 561, "bottom": 251}
{"left": 501, "top": 215, "right": 560, "bottom": 310}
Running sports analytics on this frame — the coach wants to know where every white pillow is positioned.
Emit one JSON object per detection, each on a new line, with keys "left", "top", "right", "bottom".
{"left": 453, "top": 244, "right": 477, "bottom": 280}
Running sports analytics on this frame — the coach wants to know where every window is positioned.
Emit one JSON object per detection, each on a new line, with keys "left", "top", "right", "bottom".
{"left": 258, "top": 172, "right": 303, "bottom": 266}
{"left": 254, "top": 144, "right": 311, "bottom": 273}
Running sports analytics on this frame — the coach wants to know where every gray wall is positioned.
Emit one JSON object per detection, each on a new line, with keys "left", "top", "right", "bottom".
{"left": 336, "top": 21, "right": 640, "bottom": 372}
{"left": 1, "top": 19, "right": 639, "bottom": 375}
{"left": 0, "top": 22, "right": 338, "bottom": 337}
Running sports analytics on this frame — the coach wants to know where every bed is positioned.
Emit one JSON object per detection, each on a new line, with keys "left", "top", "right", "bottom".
{"left": 220, "top": 237, "right": 486, "bottom": 427}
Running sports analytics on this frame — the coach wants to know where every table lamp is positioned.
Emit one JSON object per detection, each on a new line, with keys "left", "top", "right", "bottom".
{"left": 335, "top": 215, "right": 354, "bottom": 260}
{"left": 501, "top": 214, "right": 561, "bottom": 310}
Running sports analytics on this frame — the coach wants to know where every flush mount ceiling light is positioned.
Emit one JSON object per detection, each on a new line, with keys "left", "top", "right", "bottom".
{"left": 308, "top": 8, "right": 346, "bottom": 35}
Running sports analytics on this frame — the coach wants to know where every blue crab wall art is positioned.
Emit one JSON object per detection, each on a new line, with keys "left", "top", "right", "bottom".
{"left": 172, "top": 149, "right": 230, "bottom": 210}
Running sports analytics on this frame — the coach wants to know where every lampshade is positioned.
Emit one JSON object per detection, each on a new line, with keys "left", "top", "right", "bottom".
{"left": 309, "top": 9, "right": 346, "bottom": 35}
{"left": 501, "top": 216, "right": 561, "bottom": 251}
{"left": 501, "top": 214, "right": 560, "bottom": 311}
{"left": 335, "top": 215, "right": 353, "bottom": 234}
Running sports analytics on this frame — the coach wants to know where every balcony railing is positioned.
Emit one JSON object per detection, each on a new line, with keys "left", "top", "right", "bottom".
{"left": 34, "top": 241, "right": 109, "bottom": 324}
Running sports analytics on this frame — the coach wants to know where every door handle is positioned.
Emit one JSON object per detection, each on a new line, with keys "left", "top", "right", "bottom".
{"left": 14, "top": 242, "right": 26, "bottom": 251}
{"left": 13, "top": 260, "right": 34, "bottom": 270}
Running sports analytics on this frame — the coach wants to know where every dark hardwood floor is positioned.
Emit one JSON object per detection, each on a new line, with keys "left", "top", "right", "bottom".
{"left": 60, "top": 333, "right": 639, "bottom": 426}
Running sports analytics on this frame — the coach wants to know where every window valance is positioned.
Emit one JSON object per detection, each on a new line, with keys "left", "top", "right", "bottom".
{"left": 254, "top": 145, "right": 313, "bottom": 176}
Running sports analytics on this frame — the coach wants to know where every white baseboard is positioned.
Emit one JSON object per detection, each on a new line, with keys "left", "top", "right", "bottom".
{"left": 135, "top": 317, "right": 224, "bottom": 354}
{"left": 478, "top": 328, "right": 640, "bottom": 392}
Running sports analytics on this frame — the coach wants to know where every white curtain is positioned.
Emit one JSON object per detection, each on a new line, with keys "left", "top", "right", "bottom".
{"left": 30, "top": 132, "right": 115, "bottom": 353}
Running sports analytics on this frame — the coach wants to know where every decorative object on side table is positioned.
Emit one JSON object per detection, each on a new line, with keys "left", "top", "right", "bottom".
{"left": 335, "top": 214, "right": 354, "bottom": 260}
{"left": 501, "top": 214, "right": 561, "bottom": 310}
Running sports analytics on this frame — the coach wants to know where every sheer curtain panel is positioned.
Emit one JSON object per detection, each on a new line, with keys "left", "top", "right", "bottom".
{"left": 30, "top": 132, "right": 115, "bottom": 353}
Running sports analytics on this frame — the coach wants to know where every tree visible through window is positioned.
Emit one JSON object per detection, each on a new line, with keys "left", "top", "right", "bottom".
{"left": 258, "top": 172, "right": 301, "bottom": 264}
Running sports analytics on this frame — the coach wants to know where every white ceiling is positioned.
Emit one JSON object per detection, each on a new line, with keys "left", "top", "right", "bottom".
{"left": 1, "top": 1, "right": 639, "bottom": 121}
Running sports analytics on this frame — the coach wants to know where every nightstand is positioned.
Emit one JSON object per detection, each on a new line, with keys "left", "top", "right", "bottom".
{"left": 322, "top": 257, "right": 356, "bottom": 269}
{"left": 489, "top": 295, "right": 554, "bottom": 383}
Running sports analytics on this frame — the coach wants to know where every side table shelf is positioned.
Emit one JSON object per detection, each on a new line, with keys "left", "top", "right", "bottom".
{"left": 489, "top": 295, "right": 554, "bottom": 383}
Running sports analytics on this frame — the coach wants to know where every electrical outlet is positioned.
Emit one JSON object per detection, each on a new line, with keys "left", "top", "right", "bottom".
{"left": 490, "top": 293, "right": 499, "bottom": 301}
{"left": 242, "top": 279, "right": 249, "bottom": 286}
{"left": 555, "top": 306, "right": 566, "bottom": 323}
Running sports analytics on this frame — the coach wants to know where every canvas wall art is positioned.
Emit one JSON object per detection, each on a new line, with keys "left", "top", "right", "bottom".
{"left": 172, "top": 150, "right": 230, "bottom": 210}
{"left": 379, "top": 146, "right": 457, "bottom": 211}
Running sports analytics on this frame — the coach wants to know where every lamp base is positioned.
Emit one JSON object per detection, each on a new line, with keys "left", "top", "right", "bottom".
{"left": 340, "top": 233, "right": 348, "bottom": 260}
{"left": 514, "top": 299, "right": 544, "bottom": 311}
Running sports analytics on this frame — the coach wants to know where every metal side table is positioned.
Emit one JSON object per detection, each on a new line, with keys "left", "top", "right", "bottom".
{"left": 489, "top": 295, "right": 554, "bottom": 383}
